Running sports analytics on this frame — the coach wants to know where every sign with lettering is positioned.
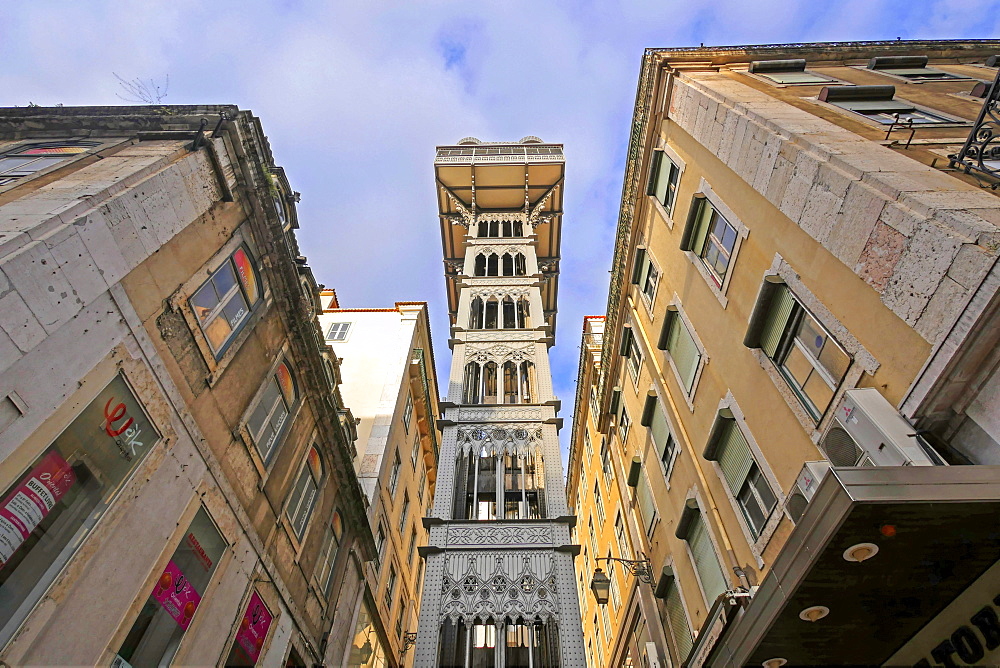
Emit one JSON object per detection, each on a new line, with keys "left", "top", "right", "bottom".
{"left": 0, "top": 451, "right": 76, "bottom": 568}
{"left": 234, "top": 591, "right": 273, "bottom": 663}
{"left": 152, "top": 560, "right": 202, "bottom": 630}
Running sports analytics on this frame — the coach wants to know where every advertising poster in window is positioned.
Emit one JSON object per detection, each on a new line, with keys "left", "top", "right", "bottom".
{"left": 151, "top": 560, "right": 202, "bottom": 630}
{"left": 233, "top": 591, "right": 273, "bottom": 664}
{"left": 0, "top": 451, "right": 76, "bottom": 568}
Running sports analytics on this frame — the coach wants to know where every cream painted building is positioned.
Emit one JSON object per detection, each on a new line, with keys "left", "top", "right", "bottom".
{"left": 318, "top": 297, "right": 442, "bottom": 668}
{"left": 569, "top": 40, "right": 1000, "bottom": 667}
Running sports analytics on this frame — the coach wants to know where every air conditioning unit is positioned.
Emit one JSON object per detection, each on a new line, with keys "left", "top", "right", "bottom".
{"left": 819, "top": 388, "right": 945, "bottom": 468}
{"left": 785, "top": 460, "right": 831, "bottom": 524}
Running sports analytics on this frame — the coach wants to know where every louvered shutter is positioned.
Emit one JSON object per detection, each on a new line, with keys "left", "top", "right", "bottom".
{"left": 665, "top": 585, "right": 693, "bottom": 659}
{"left": 717, "top": 423, "right": 754, "bottom": 496}
{"left": 650, "top": 402, "right": 671, "bottom": 455}
{"left": 759, "top": 286, "right": 796, "bottom": 358}
{"left": 684, "top": 199, "right": 714, "bottom": 254}
{"left": 646, "top": 151, "right": 663, "bottom": 196}
{"left": 667, "top": 318, "right": 700, "bottom": 391}
{"left": 688, "top": 517, "right": 728, "bottom": 602}
{"left": 636, "top": 471, "right": 657, "bottom": 534}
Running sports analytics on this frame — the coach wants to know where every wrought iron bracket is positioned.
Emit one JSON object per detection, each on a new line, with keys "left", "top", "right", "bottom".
{"left": 949, "top": 68, "right": 1000, "bottom": 188}
{"left": 402, "top": 632, "right": 418, "bottom": 653}
{"left": 596, "top": 556, "right": 655, "bottom": 584}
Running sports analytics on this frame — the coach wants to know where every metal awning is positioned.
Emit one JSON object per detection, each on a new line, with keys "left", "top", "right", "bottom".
{"left": 705, "top": 466, "right": 1000, "bottom": 667}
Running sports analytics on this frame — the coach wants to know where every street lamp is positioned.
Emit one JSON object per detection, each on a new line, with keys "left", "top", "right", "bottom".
{"left": 590, "top": 556, "right": 654, "bottom": 605}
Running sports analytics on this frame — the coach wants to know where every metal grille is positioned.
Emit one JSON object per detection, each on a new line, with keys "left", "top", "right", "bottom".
{"left": 821, "top": 426, "right": 864, "bottom": 467}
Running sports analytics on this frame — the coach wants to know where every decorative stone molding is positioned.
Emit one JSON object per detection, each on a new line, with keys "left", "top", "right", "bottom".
{"left": 470, "top": 287, "right": 531, "bottom": 299}
{"left": 447, "top": 525, "right": 552, "bottom": 547}
{"left": 466, "top": 342, "right": 534, "bottom": 364}
{"left": 456, "top": 423, "right": 543, "bottom": 457}
{"left": 440, "top": 551, "right": 561, "bottom": 623}
{"left": 457, "top": 407, "right": 544, "bottom": 421}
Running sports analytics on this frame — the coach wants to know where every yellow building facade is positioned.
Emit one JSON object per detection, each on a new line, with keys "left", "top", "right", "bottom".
{"left": 570, "top": 40, "right": 1000, "bottom": 667}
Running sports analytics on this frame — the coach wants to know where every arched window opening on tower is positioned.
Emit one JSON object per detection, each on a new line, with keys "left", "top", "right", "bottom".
{"left": 502, "top": 297, "right": 516, "bottom": 329}
{"left": 502, "top": 253, "right": 514, "bottom": 276}
{"left": 517, "top": 297, "right": 531, "bottom": 328}
{"left": 465, "top": 360, "right": 533, "bottom": 403}
{"left": 453, "top": 447, "right": 546, "bottom": 521}
{"left": 487, "top": 253, "right": 499, "bottom": 276}
{"left": 475, "top": 254, "right": 487, "bottom": 276}
{"left": 470, "top": 296, "right": 531, "bottom": 330}
{"left": 463, "top": 363, "right": 481, "bottom": 404}
{"left": 504, "top": 452, "right": 543, "bottom": 519}
{"left": 470, "top": 297, "right": 484, "bottom": 329}
{"left": 476, "top": 220, "right": 525, "bottom": 238}
{"left": 514, "top": 253, "right": 527, "bottom": 276}
{"left": 437, "top": 616, "right": 561, "bottom": 667}
{"left": 485, "top": 298, "right": 499, "bottom": 329}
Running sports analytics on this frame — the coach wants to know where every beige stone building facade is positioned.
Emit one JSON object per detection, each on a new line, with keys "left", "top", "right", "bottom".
{"left": 317, "top": 297, "right": 442, "bottom": 668}
{"left": 0, "top": 105, "right": 374, "bottom": 666}
{"left": 569, "top": 40, "right": 1000, "bottom": 667}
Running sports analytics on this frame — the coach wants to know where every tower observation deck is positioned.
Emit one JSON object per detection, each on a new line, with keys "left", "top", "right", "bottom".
{"left": 412, "top": 137, "right": 585, "bottom": 666}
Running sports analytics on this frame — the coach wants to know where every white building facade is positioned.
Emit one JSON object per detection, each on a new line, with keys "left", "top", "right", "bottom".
{"left": 413, "top": 138, "right": 586, "bottom": 667}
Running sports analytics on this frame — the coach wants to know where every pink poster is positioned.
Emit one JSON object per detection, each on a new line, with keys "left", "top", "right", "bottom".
{"left": 235, "top": 591, "right": 273, "bottom": 663}
{"left": 152, "top": 560, "right": 202, "bottom": 630}
{"left": 0, "top": 451, "right": 76, "bottom": 568}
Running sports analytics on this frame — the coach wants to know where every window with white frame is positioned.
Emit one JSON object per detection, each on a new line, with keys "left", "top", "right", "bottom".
{"left": 600, "top": 438, "right": 613, "bottom": 485}
{"left": 678, "top": 508, "right": 728, "bottom": 603}
{"left": 584, "top": 428, "right": 594, "bottom": 461}
{"left": 635, "top": 470, "right": 658, "bottom": 536}
{"left": 647, "top": 150, "right": 681, "bottom": 216}
{"left": 607, "top": 551, "right": 622, "bottom": 610}
{"left": 614, "top": 512, "right": 631, "bottom": 560}
{"left": 411, "top": 433, "right": 421, "bottom": 467}
{"left": 326, "top": 322, "right": 351, "bottom": 341}
{"left": 661, "top": 571, "right": 694, "bottom": 660}
{"left": 622, "top": 326, "right": 642, "bottom": 384}
{"left": 190, "top": 245, "right": 262, "bottom": 356}
{"left": 384, "top": 564, "right": 397, "bottom": 610}
{"left": 631, "top": 248, "right": 660, "bottom": 307}
{"left": 246, "top": 361, "right": 297, "bottom": 464}
{"left": 820, "top": 85, "right": 955, "bottom": 125}
{"left": 619, "top": 406, "right": 631, "bottom": 446}
{"left": 0, "top": 140, "right": 101, "bottom": 186}
{"left": 589, "top": 518, "right": 598, "bottom": 555}
{"left": 659, "top": 309, "right": 702, "bottom": 394}
{"left": 388, "top": 451, "right": 401, "bottom": 497}
{"left": 683, "top": 198, "right": 738, "bottom": 287}
{"left": 395, "top": 604, "right": 404, "bottom": 639}
{"left": 748, "top": 58, "right": 835, "bottom": 84}
{"left": 705, "top": 414, "right": 777, "bottom": 539}
{"left": 867, "top": 55, "right": 967, "bottom": 81}
{"left": 402, "top": 392, "right": 413, "bottom": 433}
{"left": 646, "top": 393, "right": 678, "bottom": 480}
{"left": 745, "top": 279, "right": 851, "bottom": 421}
{"left": 600, "top": 600, "right": 612, "bottom": 639}
{"left": 408, "top": 527, "right": 417, "bottom": 566}
{"left": 286, "top": 446, "right": 323, "bottom": 539}
{"left": 594, "top": 482, "right": 605, "bottom": 525}
{"left": 375, "top": 522, "right": 387, "bottom": 558}
{"left": 399, "top": 492, "right": 411, "bottom": 531}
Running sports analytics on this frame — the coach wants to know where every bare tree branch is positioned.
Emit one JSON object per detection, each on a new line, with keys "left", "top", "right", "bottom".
{"left": 114, "top": 73, "right": 169, "bottom": 104}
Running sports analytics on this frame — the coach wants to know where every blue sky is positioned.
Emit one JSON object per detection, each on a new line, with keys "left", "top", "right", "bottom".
{"left": 2, "top": 0, "right": 997, "bottom": 459}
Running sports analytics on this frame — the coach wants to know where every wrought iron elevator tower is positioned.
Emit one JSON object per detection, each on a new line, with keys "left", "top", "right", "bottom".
{"left": 413, "top": 138, "right": 585, "bottom": 667}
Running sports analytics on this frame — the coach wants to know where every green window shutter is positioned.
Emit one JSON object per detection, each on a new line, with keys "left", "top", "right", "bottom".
{"left": 667, "top": 317, "right": 700, "bottom": 391}
{"left": 759, "top": 286, "right": 796, "bottom": 358}
{"left": 653, "top": 155, "right": 676, "bottom": 205}
{"left": 688, "top": 517, "right": 728, "bottom": 602}
{"left": 665, "top": 585, "right": 693, "bottom": 659}
{"left": 646, "top": 151, "right": 663, "bottom": 196}
{"left": 679, "top": 197, "right": 714, "bottom": 253}
{"left": 717, "top": 422, "right": 754, "bottom": 496}
{"left": 636, "top": 471, "right": 657, "bottom": 534}
{"left": 631, "top": 247, "right": 647, "bottom": 285}
{"left": 650, "top": 402, "right": 671, "bottom": 454}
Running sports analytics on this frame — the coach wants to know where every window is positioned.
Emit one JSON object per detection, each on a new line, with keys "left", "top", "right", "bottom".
{"left": 594, "top": 483, "right": 605, "bottom": 525}
{"left": 584, "top": 429, "right": 594, "bottom": 461}
{"left": 464, "top": 359, "right": 534, "bottom": 404}
{"left": 659, "top": 310, "right": 701, "bottom": 393}
{"left": 663, "top": 575, "right": 694, "bottom": 660}
{"left": 678, "top": 509, "right": 728, "bottom": 603}
{"left": 635, "top": 470, "right": 658, "bottom": 536}
{"left": 375, "top": 523, "right": 387, "bottom": 558}
{"left": 388, "top": 451, "right": 401, "bottom": 497}
{"left": 411, "top": 433, "right": 422, "bottom": 467}
{"left": 408, "top": 527, "right": 417, "bottom": 565}
{"left": 0, "top": 374, "right": 162, "bottom": 648}
{"left": 706, "top": 416, "right": 777, "bottom": 539}
{"left": 115, "top": 507, "right": 226, "bottom": 666}
{"left": 395, "top": 604, "right": 404, "bottom": 639}
{"left": 287, "top": 446, "right": 323, "bottom": 539}
{"left": 867, "top": 55, "right": 965, "bottom": 81}
{"left": 589, "top": 519, "right": 598, "bottom": 555}
{"left": 589, "top": 387, "right": 600, "bottom": 426}
{"left": 247, "top": 361, "right": 297, "bottom": 464}
{"left": 326, "top": 322, "right": 351, "bottom": 341}
{"left": 477, "top": 219, "right": 524, "bottom": 237}
{"left": 647, "top": 150, "right": 680, "bottom": 216}
{"left": 315, "top": 511, "right": 344, "bottom": 596}
{"left": 600, "top": 599, "right": 612, "bottom": 638}
{"left": 746, "top": 280, "right": 851, "bottom": 420}
{"left": 646, "top": 394, "right": 678, "bottom": 480}
{"left": 622, "top": 327, "right": 642, "bottom": 383}
{"left": 384, "top": 564, "right": 397, "bottom": 611}
{"left": 223, "top": 590, "right": 275, "bottom": 666}
{"left": 748, "top": 58, "right": 834, "bottom": 84}
{"left": 607, "top": 551, "right": 622, "bottom": 610}
{"left": 600, "top": 439, "right": 613, "bottom": 485}
{"left": 0, "top": 141, "right": 100, "bottom": 186}
{"left": 684, "top": 198, "right": 738, "bottom": 286}
{"left": 403, "top": 392, "right": 413, "bottom": 433}
{"left": 190, "top": 246, "right": 262, "bottom": 355}
{"left": 615, "top": 513, "right": 631, "bottom": 560}
{"left": 820, "top": 85, "right": 954, "bottom": 125}
{"left": 400, "top": 492, "right": 411, "bottom": 531}
{"left": 619, "top": 407, "right": 631, "bottom": 446}
{"left": 631, "top": 248, "right": 659, "bottom": 306}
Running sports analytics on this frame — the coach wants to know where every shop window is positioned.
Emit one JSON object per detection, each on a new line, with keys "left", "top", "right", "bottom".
{"left": 0, "top": 141, "right": 100, "bottom": 186}
{"left": 347, "top": 602, "right": 387, "bottom": 668}
{"left": 326, "top": 322, "right": 351, "bottom": 341}
{"left": 820, "top": 85, "right": 954, "bottom": 125}
{"left": 744, "top": 278, "right": 851, "bottom": 421}
{"left": 867, "top": 55, "right": 965, "bottom": 81}
{"left": 246, "top": 361, "right": 297, "bottom": 464}
{"left": 647, "top": 150, "right": 680, "bottom": 216}
{"left": 190, "top": 246, "right": 262, "bottom": 356}
{"left": 704, "top": 413, "right": 777, "bottom": 539}
{"left": 748, "top": 58, "right": 834, "bottom": 84}
{"left": 658, "top": 308, "right": 702, "bottom": 394}
{"left": 0, "top": 374, "right": 161, "bottom": 647}
{"left": 315, "top": 511, "right": 343, "bottom": 597}
{"left": 223, "top": 589, "right": 275, "bottom": 667}
{"left": 286, "top": 446, "right": 323, "bottom": 540}
{"left": 631, "top": 248, "right": 659, "bottom": 308}
{"left": 116, "top": 506, "right": 227, "bottom": 666}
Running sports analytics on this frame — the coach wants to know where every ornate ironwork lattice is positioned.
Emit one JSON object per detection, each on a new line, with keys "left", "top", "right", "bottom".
{"left": 949, "top": 69, "right": 1000, "bottom": 189}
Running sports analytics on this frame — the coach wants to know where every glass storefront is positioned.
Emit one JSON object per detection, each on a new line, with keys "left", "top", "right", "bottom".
{"left": 347, "top": 601, "right": 387, "bottom": 668}
{"left": 114, "top": 506, "right": 226, "bottom": 667}
{"left": 0, "top": 374, "right": 161, "bottom": 647}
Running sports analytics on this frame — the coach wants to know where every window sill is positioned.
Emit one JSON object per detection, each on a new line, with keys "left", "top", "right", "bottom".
{"left": 684, "top": 251, "right": 730, "bottom": 309}
{"left": 648, "top": 196, "right": 676, "bottom": 230}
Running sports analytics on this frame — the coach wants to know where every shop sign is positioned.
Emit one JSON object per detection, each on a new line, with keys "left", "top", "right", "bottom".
{"left": 234, "top": 591, "right": 274, "bottom": 663}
